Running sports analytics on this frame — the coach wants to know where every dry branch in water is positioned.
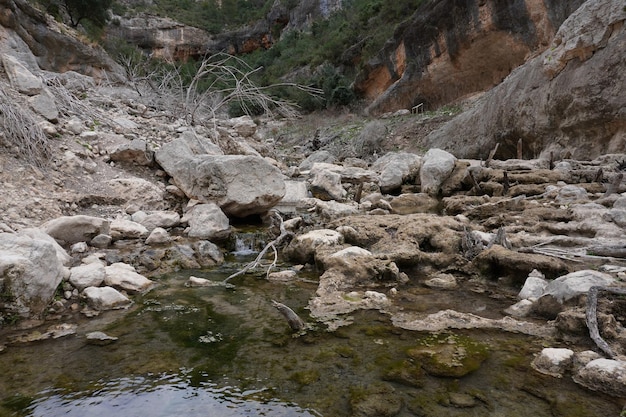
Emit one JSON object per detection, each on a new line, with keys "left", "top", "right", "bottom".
{"left": 222, "top": 211, "right": 294, "bottom": 285}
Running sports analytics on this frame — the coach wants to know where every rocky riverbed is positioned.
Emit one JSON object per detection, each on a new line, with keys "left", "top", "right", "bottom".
{"left": 1, "top": 3, "right": 626, "bottom": 414}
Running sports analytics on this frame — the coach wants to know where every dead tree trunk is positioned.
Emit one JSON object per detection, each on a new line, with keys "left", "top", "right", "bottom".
{"left": 586, "top": 286, "right": 626, "bottom": 358}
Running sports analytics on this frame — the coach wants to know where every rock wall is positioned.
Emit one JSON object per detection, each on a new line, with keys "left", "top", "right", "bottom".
{"left": 0, "top": 0, "right": 123, "bottom": 79}
{"left": 356, "top": 0, "right": 586, "bottom": 115}
{"left": 424, "top": 0, "right": 626, "bottom": 160}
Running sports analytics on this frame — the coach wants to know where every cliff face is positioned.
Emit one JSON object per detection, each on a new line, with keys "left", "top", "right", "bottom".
{"left": 110, "top": 1, "right": 344, "bottom": 61}
{"left": 0, "top": 0, "right": 122, "bottom": 78}
{"left": 355, "top": 0, "right": 586, "bottom": 115}
{"left": 424, "top": 0, "right": 626, "bottom": 160}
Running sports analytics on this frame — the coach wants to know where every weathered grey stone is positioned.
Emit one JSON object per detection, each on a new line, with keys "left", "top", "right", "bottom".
{"left": 131, "top": 210, "right": 181, "bottom": 231}
{"left": 109, "top": 138, "right": 154, "bottom": 166}
{"left": 110, "top": 218, "right": 149, "bottom": 240}
{"left": 542, "top": 270, "right": 617, "bottom": 303}
{"left": 41, "top": 215, "right": 110, "bottom": 245}
{"left": 83, "top": 286, "right": 132, "bottom": 310}
{"left": 275, "top": 180, "right": 309, "bottom": 213}
{"left": 145, "top": 227, "right": 171, "bottom": 245}
{"left": 155, "top": 139, "right": 285, "bottom": 216}
{"left": 28, "top": 91, "right": 59, "bottom": 122}
{"left": 555, "top": 185, "right": 589, "bottom": 203}
{"left": 2, "top": 54, "right": 42, "bottom": 95}
{"left": 0, "top": 231, "right": 66, "bottom": 317}
{"left": 185, "top": 203, "right": 231, "bottom": 240}
{"left": 104, "top": 263, "right": 154, "bottom": 293}
{"left": 504, "top": 299, "right": 533, "bottom": 318}
{"left": 299, "top": 150, "right": 336, "bottom": 171}
{"left": 420, "top": 148, "right": 456, "bottom": 196}
{"left": 518, "top": 270, "right": 548, "bottom": 300}
{"left": 309, "top": 164, "right": 346, "bottom": 201}
{"left": 573, "top": 358, "right": 626, "bottom": 397}
{"left": 371, "top": 152, "right": 421, "bottom": 193}
{"left": 284, "top": 229, "right": 344, "bottom": 264}
{"left": 423, "top": 273, "right": 457, "bottom": 289}
{"left": 193, "top": 240, "right": 224, "bottom": 265}
{"left": 531, "top": 348, "right": 574, "bottom": 378}
{"left": 229, "top": 115, "right": 257, "bottom": 137}
{"left": 106, "top": 178, "right": 166, "bottom": 210}
{"left": 69, "top": 262, "right": 106, "bottom": 291}
{"left": 85, "top": 331, "right": 118, "bottom": 345}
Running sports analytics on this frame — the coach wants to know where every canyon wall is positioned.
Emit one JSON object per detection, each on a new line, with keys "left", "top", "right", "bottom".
{"left": 355, "top": 0, "right": 586, "bottom": 115}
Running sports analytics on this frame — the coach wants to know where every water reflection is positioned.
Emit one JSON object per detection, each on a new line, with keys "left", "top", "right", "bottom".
{"left": 27, "top": 372, "right": 320, "bottom": 417}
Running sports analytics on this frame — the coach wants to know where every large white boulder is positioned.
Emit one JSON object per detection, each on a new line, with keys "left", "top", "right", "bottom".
{"left": 420, "top": 148, "right": 456, "bottom": 195}
{"left": 156, "top": 136, "right": 285, "bottom": 217}
{"left": 0, "top": 231, "right": 67, "bottom": 317}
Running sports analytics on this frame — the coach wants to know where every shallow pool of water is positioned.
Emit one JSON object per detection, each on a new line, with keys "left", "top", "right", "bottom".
{"left": 0, "top": 261, "right": 623, "bottom": 416}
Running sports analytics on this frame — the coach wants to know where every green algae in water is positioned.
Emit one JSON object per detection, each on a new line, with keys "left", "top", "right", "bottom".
{"left": 407, "top": 333, "right": 490, "bottom": 378}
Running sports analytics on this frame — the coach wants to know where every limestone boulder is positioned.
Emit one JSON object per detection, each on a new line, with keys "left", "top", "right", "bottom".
{"left": 41, "top": 215, "right": 110, "bottom": 245}
{"left": 0, "top": 231, "right": 66, "bottom": 317}
{"left": 156, "top": 136, "right": 285, "bottom": 216}
{"left": 531, "top": 348, "right": 574, "bottom": 378}
{"left": 83, "top": 286, "right": 132, "bottom": 310}
{"left": 542, "top": 270, "right": 618, "bottom": 303}
{"left": 105, "top": 178, "right": 167, "bottom": 211}
{"left": 573, "top": 359, "right": 626, "bottom": 397}
{"left": 184, "top": 203, "right": 231, "bottom": 240}
{"left": 28, "top": 91, "right": 59, "bottom": 122}
{"left": 371, "top": 152, "right": 421, "bottom": 194}
{"left": 131, "top": 210, "right": 181, "bottom": 232}
{"left": 2, "top": 54, "right": 42, "bottom": 95}
{"left": 420, "top": 148, "right": 456, "bottom": 196}
{"left": 145, "top": 227, "right": 171, "bottom": 245}
{"left": 309, "top": 164, "right": 346, "bottom": 201}
{"left": 69, "top": 262, "right": 106, "bottom": 291}
{"left": 104, "top": 262, "right": 154, "bottom": 294}
{"left": 110, "top": 218, "right": 149, "bottom": 240}
{"left": 299, "top": 150, "right": 336, "bottom": 171}
{"left": 283, "top": 229, "right": 344, "bottom": 264}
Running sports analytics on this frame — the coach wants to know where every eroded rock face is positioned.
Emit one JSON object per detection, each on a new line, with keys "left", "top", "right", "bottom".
{"left": 357, "top": 0, "right": 585, "bottom": 114}
{"left": 425, "top": 0, "right": 626, "bottom": 160}
{"left": 0, "top": 0, "right": 123, "bottom": 79}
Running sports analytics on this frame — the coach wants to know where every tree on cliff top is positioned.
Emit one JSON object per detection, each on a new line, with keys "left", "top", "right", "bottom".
{"left": 42, "top": 0, "right": 113, "bottom": 28}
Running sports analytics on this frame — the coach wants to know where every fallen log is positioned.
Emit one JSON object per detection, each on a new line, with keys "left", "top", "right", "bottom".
{"left": 272, "top": 300, "right": 306, "bottom": 331}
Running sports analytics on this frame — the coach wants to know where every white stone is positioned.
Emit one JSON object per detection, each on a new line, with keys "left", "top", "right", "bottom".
{"left": 69, "top": 262, "right": 106, "bottom": 291}
{"left": 420, "top": 148, "right": 456, "bottom": 196}
{"left": 83, "top": 286, "right": 132, "bottom": 310}
{"left": 542, "top": 270, "right": 617, "bottom": 303}
{"left": 504, "top": 299, "right": 533, "bottom": 318}
{"left": 110, "top": 218, "right": 150, "bottom": 240}
{"left": 531, "top": 348, "right": 574, "bottom": 378}
{"left": 573, "top": 358, "right": 626, "bottom": 397}
{"left": 518, "top": 273, "right": 548, "bottom": 300}
{"left": 145, "top": 227, "right": 171, "bottom": 245}
{"left": 104, "top": 263, "right": 154, "bottom": 293}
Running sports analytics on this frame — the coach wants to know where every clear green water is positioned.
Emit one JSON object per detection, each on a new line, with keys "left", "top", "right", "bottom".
{"left": 0, "top": 260, "right": 623, "bottom": 417}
